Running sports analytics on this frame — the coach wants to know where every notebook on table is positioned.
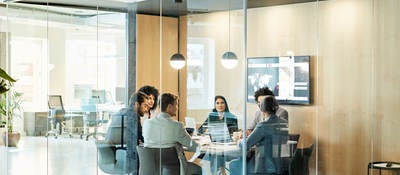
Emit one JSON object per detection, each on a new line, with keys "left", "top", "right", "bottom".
{"left": 207, "top": 122, "right": 233, "bottom": 143}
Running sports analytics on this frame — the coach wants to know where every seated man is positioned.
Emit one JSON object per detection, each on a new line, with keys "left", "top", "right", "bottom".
{"left": 247, "top": 86, "right": 288, "bottom": 136}
{"left": 105, "top": 91, "right": 149, "bottom": 144}
{"left": 143, "top": 93, "right": 202, "bottom": 175}
{"left": 102, "top": 92, "right": 149, "bottom": 174}
{"left": 229, "top": 96, "right": 288, "bottom": 175}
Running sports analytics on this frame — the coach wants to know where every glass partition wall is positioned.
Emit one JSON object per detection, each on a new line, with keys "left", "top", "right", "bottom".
{"left": 1, "top": 0, "right": 400, "bottom": 175}
{"left": 0, "top": 1, "right": 127, "bottom": 174}
{"left": 184, "top": 0, "right": 246, "bottom": 174}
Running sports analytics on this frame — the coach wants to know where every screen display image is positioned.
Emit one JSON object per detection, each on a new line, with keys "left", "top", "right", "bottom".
{"left": 247, "top": 56, "right": 311, "bottom": 105}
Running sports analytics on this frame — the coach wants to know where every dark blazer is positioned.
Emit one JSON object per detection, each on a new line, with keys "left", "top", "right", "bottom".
{"left": 244, "top": 114, "right": 288, "bottom": 174}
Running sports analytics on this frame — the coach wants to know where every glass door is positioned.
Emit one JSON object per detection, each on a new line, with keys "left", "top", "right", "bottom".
{"left": 0, "top": 1, "right": 128, "bottom": 174}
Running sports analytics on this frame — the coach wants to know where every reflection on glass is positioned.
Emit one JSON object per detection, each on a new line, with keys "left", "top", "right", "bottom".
{"left": 1, "top": 3, "right": 128, "bottom": 175}
{"left": 187, "top": 38, "right": 215, "bottom": 110}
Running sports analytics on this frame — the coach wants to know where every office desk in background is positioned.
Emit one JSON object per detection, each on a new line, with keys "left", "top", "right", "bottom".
{"left": 23, "top": 104, "right": 124, "bottom": 137}
{"left": 24, "top": 110, "right": 84, "bottom": 137}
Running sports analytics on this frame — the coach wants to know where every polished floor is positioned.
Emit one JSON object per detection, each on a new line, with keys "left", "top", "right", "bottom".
{"left": 1, "top": 136, "right": 107, "bottom": 175}
{"left": 0, "top": 136, "right": 219, "bottom": 175}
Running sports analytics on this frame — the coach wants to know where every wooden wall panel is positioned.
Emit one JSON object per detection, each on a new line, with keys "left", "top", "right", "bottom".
{"left": 374, "top": 0, "right": 400, "bottom": 163}
{"left": 136, "top": 14, "right": 163, "bottom": 89}
{"left": 178, "top": 16, "right": 188, "bottom": 122}
{"left": 185, "top": 1, "right": 400, "bottom": 175}
{"left": 136, "top": 14, "right": 187, "bottom": 121}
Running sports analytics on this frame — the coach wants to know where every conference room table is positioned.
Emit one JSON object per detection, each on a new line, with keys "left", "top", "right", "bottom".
{"left": 187, "top": 134, "right": 297, "bottom": 175}
{"left": 190, "top": 134, "right": 298, "bottom": 159}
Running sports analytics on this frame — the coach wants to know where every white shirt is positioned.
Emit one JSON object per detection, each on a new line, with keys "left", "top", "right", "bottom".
{"left": 143, "top": 112, "right": 198, "bottom": 151}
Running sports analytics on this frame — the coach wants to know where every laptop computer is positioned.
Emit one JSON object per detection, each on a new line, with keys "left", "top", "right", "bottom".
{"left": 205, "top": 112, "right": 239, "bottom": 134}
{"left": 207, "top": 122, "right": 233, "bottom": 143}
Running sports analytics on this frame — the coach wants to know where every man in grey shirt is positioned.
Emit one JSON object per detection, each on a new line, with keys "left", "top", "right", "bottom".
{"left": 247, "top": 86, "right": 288, "bottom": 135}
{"left": 143, "top": 93, "right": 202, "bottom": 175}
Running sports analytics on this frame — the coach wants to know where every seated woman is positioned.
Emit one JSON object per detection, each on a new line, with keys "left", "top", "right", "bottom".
{"left": 138, "top": 85, "right": 160, "bottom": 119}
{"left": 198, "top": 95, "right": 238, "bottom": 135}
{"left": 229, "top": 96, "right": 288, "bottom": 175}
{"left": 198, "top": 95, "right": 238, "bottom": 175}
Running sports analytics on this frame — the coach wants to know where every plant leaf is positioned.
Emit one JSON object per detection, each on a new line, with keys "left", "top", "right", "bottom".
{"left": 0, "top": 68, "right": 16, "bottom": 82}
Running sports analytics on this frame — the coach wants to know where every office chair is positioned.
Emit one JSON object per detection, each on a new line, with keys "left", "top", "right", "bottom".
{"left": 281, "top": 134, "right": 301, "bottom": 175}
{"left": 137, "top": 145, "right": 188, "bottom": 175}
{"left": 285, "top": 134, "right": 301, "bottom": 159}
{"left": 96, "top": 141, "right": 132, "bottom": 174}
{"left": 47, "top": 95, "right": 72, "bottom": 138}
{"left": 80, "top": 97, "right": 101, "bottom": 140}
{"left": 45, "top": 108, "right": 58, "bottom": 138}
{"left": 289, "top": 144, "right": 314, "bottom": 175}
{"left": 96, "top": 114, "right": 133, "bottom": 174}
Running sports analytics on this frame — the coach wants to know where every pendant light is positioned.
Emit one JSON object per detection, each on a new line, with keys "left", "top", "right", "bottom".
{"left": 170, "top": 53, "right": 186, "bottom": 69}
{"left": 169, "top": 0, "right": 185, "bottom": 70}
{"left": 221, "top": 0, "right": 238, "bottom": 69}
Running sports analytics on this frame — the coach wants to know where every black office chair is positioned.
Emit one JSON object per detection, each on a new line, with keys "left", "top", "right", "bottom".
{"left": 281, "top": 134, "right": 301, "bottom": 175}
{"left": 289, "top": 144, "right": 314, "bottom": 175}
{"left": 289, "top": 134, "right": 301, "bottom": 155}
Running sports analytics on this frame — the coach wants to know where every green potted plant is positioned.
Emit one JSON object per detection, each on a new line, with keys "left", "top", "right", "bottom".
{"left": 0, "top": 68, "right": 19, "bottom": 146}
{"left": 0, "top": 68, "right": 16, "bottom": 94}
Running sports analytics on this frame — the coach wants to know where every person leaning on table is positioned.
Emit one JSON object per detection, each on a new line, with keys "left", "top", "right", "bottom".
{"left": 247, "top": 86, "right": 288, "bottom": 136}
{"left": 229, "top": 96, "right": 288, "bottom": 175}
{"left": 105, "top": 91, "right": 150, "bottom": 174}
{"left": 143, "top": 92, "right": 202, "bottom": 175}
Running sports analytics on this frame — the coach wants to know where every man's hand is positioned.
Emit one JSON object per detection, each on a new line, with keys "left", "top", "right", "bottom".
{"left": 245, "top": 129, "right": 252, "bottom": 137}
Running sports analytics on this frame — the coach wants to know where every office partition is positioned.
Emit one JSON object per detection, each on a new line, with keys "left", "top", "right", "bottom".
{"left": 1, "top": 0, "right": 400, "bottom": 175}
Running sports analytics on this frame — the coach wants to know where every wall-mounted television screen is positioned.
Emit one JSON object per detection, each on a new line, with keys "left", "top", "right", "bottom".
{"left": 247, "top": 56, "right": 311, "bottom": 105}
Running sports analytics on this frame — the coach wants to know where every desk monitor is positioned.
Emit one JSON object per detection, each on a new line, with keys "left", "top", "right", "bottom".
{"left": 74, "top": 84, "right": 92, "bottom": 99}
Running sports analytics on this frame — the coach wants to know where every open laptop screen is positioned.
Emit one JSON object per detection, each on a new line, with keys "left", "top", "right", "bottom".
{"left": 208, "top": 122, "right": 233, "bottom": 143}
